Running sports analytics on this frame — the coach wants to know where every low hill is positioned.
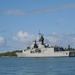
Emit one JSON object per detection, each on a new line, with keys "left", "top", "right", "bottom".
{"left": 0, "top": 50, "right": 22, "bottom": 57}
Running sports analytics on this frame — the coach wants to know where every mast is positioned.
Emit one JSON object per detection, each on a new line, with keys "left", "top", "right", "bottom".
{"left": 38, "top": 32, "right": 44, "bottom": 45}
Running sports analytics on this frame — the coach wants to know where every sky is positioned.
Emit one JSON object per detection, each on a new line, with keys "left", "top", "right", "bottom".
{"left": 0, "top": 0, "right": 75, "bottom": 52}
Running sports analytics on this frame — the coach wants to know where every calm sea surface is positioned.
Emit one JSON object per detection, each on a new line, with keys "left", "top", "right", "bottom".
{"left": 0, "top": 57, "right": 75, "bottom": 75}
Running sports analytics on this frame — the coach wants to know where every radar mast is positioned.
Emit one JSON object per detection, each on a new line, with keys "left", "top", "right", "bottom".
{"left": 38, "top": 32, "right": 44, "bottom": 45}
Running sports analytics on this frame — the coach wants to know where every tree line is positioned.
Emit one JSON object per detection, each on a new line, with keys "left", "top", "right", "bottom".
{"left": 0, "top": 50, "right": 22, "bottom": 57}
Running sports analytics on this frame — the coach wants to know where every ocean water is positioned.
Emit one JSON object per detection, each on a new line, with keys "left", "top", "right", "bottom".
{"left": 0, "top": 57, "right": 75, "bottom": 75}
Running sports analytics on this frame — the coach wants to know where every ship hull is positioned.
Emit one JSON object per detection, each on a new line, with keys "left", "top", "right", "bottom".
{"left": 16, "top": 51, "right": 70, "bottom": 57}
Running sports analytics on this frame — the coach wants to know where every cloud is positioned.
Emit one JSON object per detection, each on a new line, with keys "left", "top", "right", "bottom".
{"left": 45, "top": 33, "right": 60, "bottom": 45}
{"left": 13, "top": 31, "right": 35, "bottom": 44}
{"left": 0, "top": 36, "right": 5, "bottom": 45}
{"left": 0, "top": 10, "right": 25, "bottom": 15}
{"left": 44, "top": 32, "right": 75, "bottom": 47}
{"left": 0, "top": 4, "right": 75, "bottom": 15}
{"left": 12, "top": 31, "right": 75, "bottom": 48}
{"left": 1, "top": 32, "right": 75, "bottom": 52}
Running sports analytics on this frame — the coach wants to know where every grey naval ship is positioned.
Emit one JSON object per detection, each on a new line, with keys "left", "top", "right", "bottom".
{"left": 15, "top": 33, "right": 75, "bottom": 57}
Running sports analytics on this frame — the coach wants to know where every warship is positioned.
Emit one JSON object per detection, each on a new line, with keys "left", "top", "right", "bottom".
{"left": 16, "top": 33, "right": 72, "bottom": 57}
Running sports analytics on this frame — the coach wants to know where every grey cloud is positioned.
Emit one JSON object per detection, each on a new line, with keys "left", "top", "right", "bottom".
{"left": 44, "top": 32, "right": 75, "bottom": 47}
{"left": 0, "top": 36, "right": 5, "bottom": 45}
{"left": 0, "top": 4, "right": 75, "bottom": 15}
